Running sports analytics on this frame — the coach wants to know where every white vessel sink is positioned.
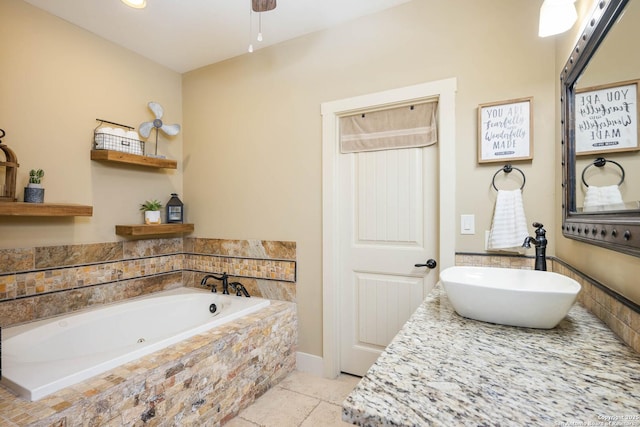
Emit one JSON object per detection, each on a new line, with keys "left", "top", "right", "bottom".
{"left": 440, "top": 266, "right": 581, "bottom": 329}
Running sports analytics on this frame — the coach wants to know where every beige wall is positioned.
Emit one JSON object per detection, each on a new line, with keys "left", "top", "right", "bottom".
{"left": 183, "top": 0, "right": 557, "bottom": 357}
{"left": 555, "top": 0, "right": 640, "bottom": 305}
{"left": 0, "top": 0, "right": 182, "bottom": 248}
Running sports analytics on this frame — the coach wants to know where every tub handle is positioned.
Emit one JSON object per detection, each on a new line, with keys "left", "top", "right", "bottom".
{"left": 230, "top": 282, "right": 251, "bottom": 297}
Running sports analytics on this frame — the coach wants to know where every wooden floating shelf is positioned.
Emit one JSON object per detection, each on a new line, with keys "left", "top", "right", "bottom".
{"left": 91, "top": 150, "right": 177, "bottom": 169}
{"left": 0, "top": 202, "right": 93, "bottom": 217}
{"left": 115, "top": 223, "right": 194, "bottom": 237}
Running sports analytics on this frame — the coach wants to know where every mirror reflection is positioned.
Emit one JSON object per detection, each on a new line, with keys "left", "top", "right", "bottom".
{"left": 574, "top": 0, "right": 640, "bottom": 213}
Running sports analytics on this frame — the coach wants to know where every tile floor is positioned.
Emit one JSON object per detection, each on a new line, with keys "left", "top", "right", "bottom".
{"left": 226, "top": 370, "right": 361, "bottom": 427}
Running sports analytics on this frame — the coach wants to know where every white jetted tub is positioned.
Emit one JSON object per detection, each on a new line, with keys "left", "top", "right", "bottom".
{"left": 1, "top": 287, "right": 270, "bottom": 401}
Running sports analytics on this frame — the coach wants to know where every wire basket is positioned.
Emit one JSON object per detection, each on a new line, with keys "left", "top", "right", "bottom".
{"left": 93, "top": 119, "right": 145, "bottom": 156}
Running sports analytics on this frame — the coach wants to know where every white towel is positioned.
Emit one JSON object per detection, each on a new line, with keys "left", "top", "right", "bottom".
{"left": 487, "top": 189, "right": 529, "bottom": 252}
{"left": 583, "top": 185, "right": 625, "bottom": 212}
{"left": 95, "top": 126, "right": 114, "bottom": 135}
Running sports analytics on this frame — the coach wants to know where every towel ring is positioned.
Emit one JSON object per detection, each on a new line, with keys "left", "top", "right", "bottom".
{"left": 491, "top": 164, "right": 526, "bottom": 191}
{"left": 581, "top": 157, "right": 625, "bottom": 187}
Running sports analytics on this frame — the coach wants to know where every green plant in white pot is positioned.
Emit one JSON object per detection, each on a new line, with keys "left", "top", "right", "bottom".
{"left": 140, "top": 199, "right": 162, "bottom": 224}
{"left": 24, "top": 169, "right": 45, "bottom": 203}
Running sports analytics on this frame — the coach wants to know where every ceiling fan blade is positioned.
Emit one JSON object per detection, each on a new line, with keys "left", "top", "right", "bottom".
{"left": 252, "top": 0, "right": 276, "bottom": 12}
{"left": 161, "top": 123, "right": 181, "bottom": 136}
{"left": 139, "top": 121, "right": 154, "bottom": 138}
{"left": 148, "top": 102, "right": 164, "bottom": 119}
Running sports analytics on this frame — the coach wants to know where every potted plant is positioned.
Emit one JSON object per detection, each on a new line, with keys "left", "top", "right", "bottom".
{"left": 140, "top": 199, "right": 162, "bottom": 224}
{"left": 24, "top": 169, "right": 45, "bottom": 203}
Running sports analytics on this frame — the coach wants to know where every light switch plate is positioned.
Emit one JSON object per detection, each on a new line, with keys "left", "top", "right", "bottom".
{"left": 460, "top": 214, "right": 475, "bottom": 235}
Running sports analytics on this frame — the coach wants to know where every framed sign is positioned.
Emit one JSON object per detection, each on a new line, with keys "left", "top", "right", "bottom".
{"left": 575, "top": 79, "right": 639, "bottom": 155}
{"left": 477, "top": 97, "right": 533, "bottom": 164}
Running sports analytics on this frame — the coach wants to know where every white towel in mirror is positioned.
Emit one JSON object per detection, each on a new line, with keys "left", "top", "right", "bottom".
{"left": 583, "top": 185, "right": 625, "bottom": 212}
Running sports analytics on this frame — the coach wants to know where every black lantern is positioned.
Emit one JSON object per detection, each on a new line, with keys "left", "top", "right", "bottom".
{"left": 166, "top": 193, "right": 184, "bottom": 223}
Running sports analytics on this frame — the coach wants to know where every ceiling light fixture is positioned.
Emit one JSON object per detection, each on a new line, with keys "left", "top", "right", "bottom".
{"left": 121, "top": 0, "right": 147, "bottom": 9}
{"left": 538, "top": 0, "right": 577, "bottom": 37}
{"left": 248, "top": 7, "right": 254, "bottom": 53}
{"left": 248, "top": 0, "right": 276, "bottom": 53}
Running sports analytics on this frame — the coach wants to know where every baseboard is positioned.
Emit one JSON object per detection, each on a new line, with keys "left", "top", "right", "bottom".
{"left": 296, "top": 352, "right": 324, "bottom": 376}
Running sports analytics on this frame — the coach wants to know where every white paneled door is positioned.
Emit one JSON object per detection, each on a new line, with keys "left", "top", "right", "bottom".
{"left": 339, "top": 146, "right": 439, "bottom": 376}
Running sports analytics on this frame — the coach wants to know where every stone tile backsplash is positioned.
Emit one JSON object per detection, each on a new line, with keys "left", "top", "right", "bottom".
{"left": 183, "top": 237, "right": 297, "bottom": 301}
{"left": 185, "top": 238, "right": 296, "bottom": 260}
{"left": 0, "top": 248, "right": 35, "bottom": 274}
{"left": 553, "top": 261, "right": 640, "bottom": 354}
{"left": 454, "top": 253, "right": 536, "bottom": 270}
{"left": 124, "top": 237, "right": 183, "bottom": 258}
{"left": 455, "top": 253, "right": 640, "bottom": 353}
{"left": 185, "top": 254, "right": 295, "bottom": 282}
{"left": 34, "top": 242, "right": 124, "bottom": 269}
{"left": 0, "top": 237, "right": 297, "bottom": 328}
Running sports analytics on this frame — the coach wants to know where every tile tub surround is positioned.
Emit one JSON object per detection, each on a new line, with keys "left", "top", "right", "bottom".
{"left": 0, "top": 238, "right": 185, "bottom": 328}
{"left": 183, "top": 238, "right": 297, "bottom": 302}
{"left": 0, "top": 298, "right": 297, "bottom": 426}
{"left": 343, "top": 286, "right": 640, "bottom": 426}
{"left": 0, "top": 238, "right": 297, "bottom": 328}
{"left": 456, "top": 253, "right": 640, "bottom": 353}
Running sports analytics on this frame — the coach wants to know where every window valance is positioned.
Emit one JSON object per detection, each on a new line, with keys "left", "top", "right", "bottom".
{"left": 340, "top": 100, "right": 438, "bottom": 153}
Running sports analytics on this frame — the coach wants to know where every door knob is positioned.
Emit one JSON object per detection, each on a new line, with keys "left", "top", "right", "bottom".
{"left": 414, "top": 259, "right": 437, "bottom": 269}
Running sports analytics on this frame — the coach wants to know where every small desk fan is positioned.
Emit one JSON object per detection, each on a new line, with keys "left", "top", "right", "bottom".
{"left": 139, "top": 102, "right": 181, "bottom": 156}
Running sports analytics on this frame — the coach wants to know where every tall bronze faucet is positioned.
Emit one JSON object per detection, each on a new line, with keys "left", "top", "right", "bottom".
{"left": 523, "top": 222, "right": 547, "bottom": 271}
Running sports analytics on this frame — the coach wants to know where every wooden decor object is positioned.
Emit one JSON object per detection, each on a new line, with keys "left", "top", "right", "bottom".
{"left": 0, "top": 202, "right": 93, "bottom": 216}
{"left": 90, "top": 150, "right": 177, "bottom": 169}
{"left": 115, "top": 223, "right": 194, "bottom": 237}
{"left": 0, "top": 129, "right": 19, "bottom": 202}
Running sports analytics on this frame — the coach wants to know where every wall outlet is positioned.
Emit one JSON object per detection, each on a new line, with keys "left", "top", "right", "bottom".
{"left": 460, "top": 214, "right": 475, "bottom": 235}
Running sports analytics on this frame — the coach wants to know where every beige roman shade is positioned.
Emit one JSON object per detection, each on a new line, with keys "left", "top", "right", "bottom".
{"left": 340, "top": 100, "right": 438, "bottom": 153}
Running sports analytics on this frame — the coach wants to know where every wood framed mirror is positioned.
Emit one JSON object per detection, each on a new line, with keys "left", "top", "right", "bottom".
{"left": 561, "top": 0, "right": 640, "bottom": 256}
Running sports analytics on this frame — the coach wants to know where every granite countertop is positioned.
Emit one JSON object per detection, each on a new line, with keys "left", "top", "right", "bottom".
{"left": 343, "top": 285, "right": 640, "bottom": 426}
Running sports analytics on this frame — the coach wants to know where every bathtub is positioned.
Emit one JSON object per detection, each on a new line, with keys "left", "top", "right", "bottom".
{"left": 1, "top": 287, "right": 270, "bottom": 401}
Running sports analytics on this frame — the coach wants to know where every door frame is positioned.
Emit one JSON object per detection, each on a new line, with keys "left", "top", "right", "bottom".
{"left": 321, "top": 78, "right": 457, "bottom": 378}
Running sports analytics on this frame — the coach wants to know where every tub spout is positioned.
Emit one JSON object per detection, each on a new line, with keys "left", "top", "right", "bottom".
{"left": 200, "top": 273, "right": 229, "bottom": 293}
{"left": 200, "top": 275, "right": 217, "bottom": 292}
{"left": 522, "top": 222, "right": 547, "bottom": 271}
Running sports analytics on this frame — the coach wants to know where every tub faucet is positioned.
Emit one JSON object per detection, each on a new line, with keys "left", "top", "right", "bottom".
{"left": 200, "top": 273, "right": 230, "bottom": 294}
{"left": 522, "top": 222, "right": 547, "bottom": 271}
